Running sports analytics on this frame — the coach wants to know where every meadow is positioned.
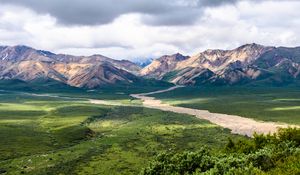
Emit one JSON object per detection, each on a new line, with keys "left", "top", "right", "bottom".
{"left": 152, "top": 86, "right": 300, "bottom": 124}
{"left": 0, "top": 89, "right": 244, "bottom": 175}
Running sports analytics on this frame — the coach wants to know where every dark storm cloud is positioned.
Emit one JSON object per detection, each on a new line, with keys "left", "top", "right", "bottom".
{"left": 199, "top": 0, "right": 237, "bottom": 6}
{"left": 0, "top": 0, "right": 238, "bottom": 26}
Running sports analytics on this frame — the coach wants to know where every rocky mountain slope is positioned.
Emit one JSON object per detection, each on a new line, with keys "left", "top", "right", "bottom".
{"left": 2, "top": 44, "right": 300, "bottom": 88}
{"left": 141, "top": 43, "right": 300, "bottom": 86}
{"left": 140, "top": 53, "right": 189, "bottom": 79}
{"left": 0, "top": 45, "right": 142, "bottom": 88}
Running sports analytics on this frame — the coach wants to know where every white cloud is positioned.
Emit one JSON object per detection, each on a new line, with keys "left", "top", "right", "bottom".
{"left": 0, "top": 1, "right": 299, "bottom": 60}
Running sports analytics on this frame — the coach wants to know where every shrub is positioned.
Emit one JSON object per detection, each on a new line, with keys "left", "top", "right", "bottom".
{"left": 141, "top": 148, "right": 215, "bottom": 175}
{"left": 277, "top": 127, "right": 300, "bottom": 146}
{"left": 141, "top": 128, "right": 300, "bottom": 175}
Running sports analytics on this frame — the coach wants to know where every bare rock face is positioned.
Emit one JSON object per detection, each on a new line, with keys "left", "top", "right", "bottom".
{"left": 67, "top": 63, "right": 137, "bottom": 88}
{"left": 0, "top": 45, "right": 142, "bottom": 88}
{"left": 171, "top": 68, "right": 215, "bottom": 85}
{"left": 140, "top": 53, "right": 189, "bottom": 79}
{"left": 141, "top": 43, "right": 300, "bottom": 86}
{"left": 0, "top": 60, "right": 67, "bottom": 82}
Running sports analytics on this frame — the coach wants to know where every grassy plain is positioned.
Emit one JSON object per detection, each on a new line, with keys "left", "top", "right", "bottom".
{"left": 152, "top": 86, "right": 300, "bottom": 124}
{"left": 0, "top": 89, "right": 244, "bottom": 174}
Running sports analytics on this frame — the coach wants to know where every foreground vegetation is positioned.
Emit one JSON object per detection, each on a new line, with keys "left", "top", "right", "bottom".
{"left": 0, "top": 90, "right": 242, "bottom": 174}
{"left": 142, "top": 127, "right": 300, "bottom": 175}
{"left": 153, "top": 86, "right": 300, "bottom": 124}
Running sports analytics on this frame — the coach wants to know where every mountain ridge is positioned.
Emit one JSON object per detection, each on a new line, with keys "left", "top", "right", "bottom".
{"left": 1, "top": 43, "right": 300, "bottom": 88}
{"left": 0, "top": 45, "right": 142, "bottom": 88}
{"left": 141, "top": 43, "right": 300, "bottom": 86}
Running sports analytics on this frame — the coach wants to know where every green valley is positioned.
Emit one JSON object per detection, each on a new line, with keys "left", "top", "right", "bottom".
{"left": 0, "top": 88, "right": 243, "bottom": 175}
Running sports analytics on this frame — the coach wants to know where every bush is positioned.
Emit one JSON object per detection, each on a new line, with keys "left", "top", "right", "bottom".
{"left": 141, "top": 148, "right": 215, "bottom": 175}
{"left": 141, "top": 128, "right": 300, "bottom": 175}
{"left": 277, "top": 127, "right": 300, "bottom": 146}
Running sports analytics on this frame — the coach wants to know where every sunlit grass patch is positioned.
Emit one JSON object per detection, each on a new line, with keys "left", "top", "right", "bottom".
{"left": 166, "top": 98, "right": 213, "bottom": 105}
{"left": 268, "top": 106, "right": 300, "bottom": 111}
{"left": 152, "top": 123, "right": 218, "bottom": 134}
{"left": 43, "top": 116, "right": 88, "bottom": 131}
{"left": 0, "top": 103, "right": 45, "bottom": 111}
{"left": 0, "top": 110, "right": 47, "bottom": 119}
{"left": 272, "top": 98, "right": 300, "bottom": 102}
{"left": 0, "top": 119, "right": 33, "bottom": 124}
{"left": 89, "top": 119, "right": 127, "bottom": 131}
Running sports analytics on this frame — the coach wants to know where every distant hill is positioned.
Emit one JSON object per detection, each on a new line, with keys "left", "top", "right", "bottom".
{"left": 141, "top": 43, "right": 300, "bottom": 86}
{"left": 0, "top": 45, "right": 143, "bottom": 88}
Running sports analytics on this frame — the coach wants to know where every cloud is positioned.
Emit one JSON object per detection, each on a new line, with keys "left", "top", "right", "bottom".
{"left": 0, "top": 0, "right": 299, "bottom": 61}
{"left": 0, "top": 0, "right": 238, "bottom": 26}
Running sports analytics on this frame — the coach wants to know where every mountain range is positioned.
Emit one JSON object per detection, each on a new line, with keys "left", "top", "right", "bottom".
{"left": 141, "top": 43, "right": 300, "bottom": 86}
{"left": 0, "top": 45, "right": 142, "bottom": 88}
{"left": 1, "top": 43, "right": 300, "bottom": 88}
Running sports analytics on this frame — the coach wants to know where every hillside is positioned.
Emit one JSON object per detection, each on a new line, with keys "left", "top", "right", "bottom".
{"left": 0, "top": 45, "right": 142, "bottom": 88}
{"left": 141, "top": 44, "right": 300, "bottom": 86}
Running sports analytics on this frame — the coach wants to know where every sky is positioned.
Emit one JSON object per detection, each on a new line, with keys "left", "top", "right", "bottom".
{"left": 0, "top": 0, "right": 299, "bottom": 61}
